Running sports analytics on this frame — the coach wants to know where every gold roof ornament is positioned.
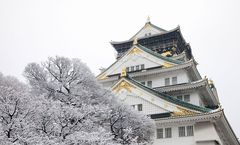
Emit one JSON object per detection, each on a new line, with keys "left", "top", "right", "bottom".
{"left": 172, "top": 46, "right": 177, "bottom": 52}
{"left": 172, "top": 107, "right": 196, "bottom": 117}
{"left": 163, "top": 61, "right": 174, "bottom": 68}
{"left": 208, "top": 79, "right": 213, "bottom": 85}
{"left": 112, "top": 80, "right": 133, "bottom": 93}
{"left": 121, "top": 67, "right": 127, "bottom": 77}
{"left": 133, "top": 37, "right": 138, "bottom": 45}
{"left": 161, "top": 51, "right": 172, "bottom": 57}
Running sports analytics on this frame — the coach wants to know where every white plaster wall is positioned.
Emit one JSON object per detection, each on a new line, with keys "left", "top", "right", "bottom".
{"left": 194, "top": 122, "right": 223, "bottom": 145}
{"left": 123, "top": 93, "right": 168, "bottom": 115}
{"left": 112, "top": 53, "right": 165, "bottom": 74}
{"left": 189, "top": 92, "right": 201, "bottom": 106}
{"left": 134, "top": 69, "right": 190, "bottom": 88}
{"left": 114, "top": 85, "right": 188, "bottom": 115}
{"left": 134, "top": 26, "right": 163, "bottom": 39}
{"left": 153, "top": 122, "right": 222, "bottom": 145}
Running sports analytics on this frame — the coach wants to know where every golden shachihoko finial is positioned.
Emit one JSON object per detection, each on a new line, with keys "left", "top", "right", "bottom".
{"left": 121, "top": 67, "right": 127, "bottom": 77}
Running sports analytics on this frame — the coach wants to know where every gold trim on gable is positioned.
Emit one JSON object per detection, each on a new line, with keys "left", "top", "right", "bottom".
{"left": 144, "top": 23, "right": 151, "bottom": 29}
{"left": 172, "top": 107, "right": 196, "bottom": 117}
{"left": 128, "top": 47, "right": 143, "bottom": 55}
{"left": 112, "top": 80, "right": 134, "bottom": 93}
{"left": 161, "top": 51, "right": 172, "bottom": 57}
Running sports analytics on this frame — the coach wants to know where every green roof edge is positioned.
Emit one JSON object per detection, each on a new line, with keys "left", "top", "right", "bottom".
{"left": 126, "top": 76, "right": 212, "bottom": 113}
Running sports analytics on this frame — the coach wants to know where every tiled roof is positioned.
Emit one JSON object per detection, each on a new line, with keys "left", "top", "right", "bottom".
{"left": 154, "top": 78, "right": 208, "bottom": 93}
{"left": 97, "top": 44, "right": 183, "bottom": 79}
{"left": 125, "top": 76, "right": 211, "bottom": 113}
{"left": 137, "top": 44, "right": 183, "bottom": 64}
{"left": 111, "top": 25, "right": 180, "bottom": 45}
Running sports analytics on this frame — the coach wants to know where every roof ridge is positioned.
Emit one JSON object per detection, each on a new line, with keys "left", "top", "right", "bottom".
{"left": 111, "top": 26, "right": 180, "bottom": 44}
{"left": 125, "top": 76, "right": 211, "bottom": 113}
{"left": 148, "top": 22, "right": 167, "bottom": 32}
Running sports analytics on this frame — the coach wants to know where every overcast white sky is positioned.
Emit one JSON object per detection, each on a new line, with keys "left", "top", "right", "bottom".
{"left": 0, "top": 0, "right": 240, "bottom": 138}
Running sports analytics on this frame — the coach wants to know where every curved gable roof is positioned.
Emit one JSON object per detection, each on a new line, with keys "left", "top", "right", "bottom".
{"left": 112, "top": 76, "right": 211, "bottom": 113}
{"left": 129, "top": 22, "right": 167, "bottom": 40}
{"left": 97, "top": 44, "right": 183, "bottom": 79}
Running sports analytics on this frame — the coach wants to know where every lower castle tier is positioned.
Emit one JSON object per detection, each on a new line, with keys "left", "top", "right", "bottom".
{"left": 97, "top": 19, "right": 239, "bottom": 145}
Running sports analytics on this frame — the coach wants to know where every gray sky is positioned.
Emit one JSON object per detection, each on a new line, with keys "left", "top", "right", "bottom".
{"left": 0, "top": 0, "right": 240, "bottom": 137}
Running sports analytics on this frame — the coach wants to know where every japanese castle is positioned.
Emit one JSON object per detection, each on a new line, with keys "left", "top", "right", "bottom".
{"left": 97, "top": 18, "right": 239, "bottom": 145}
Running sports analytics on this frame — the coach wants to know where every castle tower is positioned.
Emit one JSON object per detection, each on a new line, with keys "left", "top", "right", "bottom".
{"left": 97, "top": 19, "right": 239, "bottom": 145}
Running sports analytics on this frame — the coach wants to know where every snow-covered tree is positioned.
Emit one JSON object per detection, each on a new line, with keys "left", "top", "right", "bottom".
{"left": 0, "top": 73, "right": 39, "bottom": 144}
{"left": 22, "top": 56, "right": 154, "bottom": 144}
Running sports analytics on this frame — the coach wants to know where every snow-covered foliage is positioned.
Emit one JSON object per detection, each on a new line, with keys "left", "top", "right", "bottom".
{"left": 0, "top": 56, "right": 154, "bottom": 145}
{"left": 0, "top": 73, "right": 37, "bottom": 144}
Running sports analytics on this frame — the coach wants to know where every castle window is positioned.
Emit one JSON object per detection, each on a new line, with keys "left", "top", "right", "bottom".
{"left": 184, "top": 95, "right": 190, "bottom": 103}
{"left": 136, "top": 65, "right": 139, "bottom": 71}
{"left": 132, "top": 104, "right": 142, "bottom": 111}
{"left": 147, "top": 81, "right": 152, "bottom": 88}
{"left": 157, "top": 128, "right": 172, "bottom": 139}
{"left": 157, "top": 128, "right": 163, "bottom": 139}
{"left": 178, "top": 126, "right": 186, "bottom": 137}
{"left": 165, "top": 78, "right": 170, "bottom": 86}
{"left": 140, "top": 64, "right": 145, "bottom": 70}
{"left": 165, "top": 128, "right": 172, "bottom": 138}
{"left": 176, "top": 94, "right": 190, "bottom": 103}
{"left": 138, "top": 104, "right": 142, "bottom": 111}
{"left": 187, "top": 126, "right": 194, "bottom": 136}
{"left": 130, "top": 66, "right": 134, "bottom": 71}
{"left": 172, "top": 76, "right": 177, "bottom": 85}
{"left": 179, "top": 126, "right": 194, "bottom": 137}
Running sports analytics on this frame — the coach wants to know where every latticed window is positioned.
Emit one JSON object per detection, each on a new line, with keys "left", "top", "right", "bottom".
{"left": 187, "top": 126, "right": 194, "bottom": 136}
{"left": 172, "top": 76, "right": 177, "bottom": 85}
{"left": 157, "top": 128, "right": 163, "bottom": 139}
{"left": 165, "top": 78, "right": 170, "bottom": 86}
{"left": 137, "top": 104, "right": 142, "bottom": 111}
{"left": 136, "top": 65, "right": 139, "bottom": 71}
{"left": 184, "top": 95, "right": 190, "bottom": 102}
{"left": 132, "top": 104, "right": 142, "bottom": 111}
{"left": 147, "top": 81, "right": 152, "bottom": 88}
{"left": 131, "top": 66, "right": 134, "bottom": 71}
{"left": 165, "top": 128, "right": 172, "bottom": 138}
{"left": 179, "top": 126, "right": 185, "bottom": 137}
